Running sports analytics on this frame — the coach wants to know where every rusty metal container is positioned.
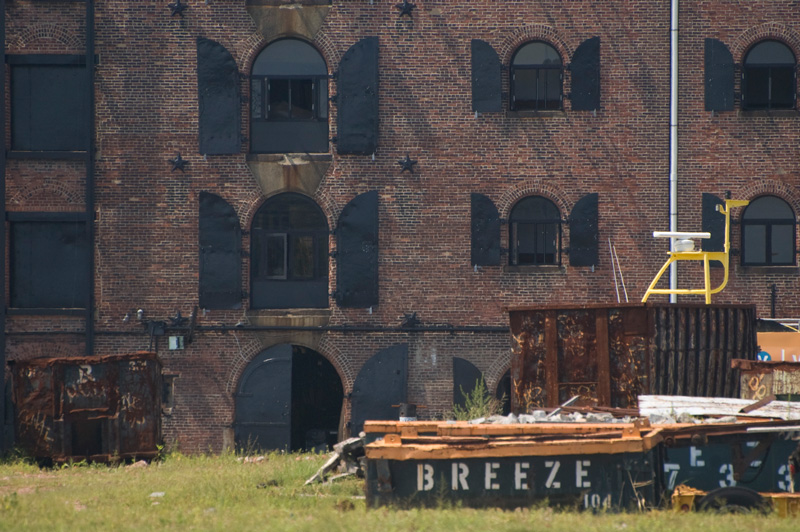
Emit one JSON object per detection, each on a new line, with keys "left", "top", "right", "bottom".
{"left": 10, "top": 352, "right": 162, "bottom": 462}
{"left": 508, "top": 303, "right": 757, "bottom": 411}
{"left": 732, "top": 359, "right": 800, "bottom": 401}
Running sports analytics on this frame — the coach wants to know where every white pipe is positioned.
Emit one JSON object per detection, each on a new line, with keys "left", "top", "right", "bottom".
{"left": 668, "top": 0, "right": 679, "bottom": 303}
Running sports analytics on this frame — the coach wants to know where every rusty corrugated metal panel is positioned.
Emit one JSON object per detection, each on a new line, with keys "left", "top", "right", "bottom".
{"left": 10, "top": 352, "right": 162, "bottom": 462}
{"left": 510, "top": 304, "right": 757, "bottom": 413}
{"left": 733, "top": 359, "right": 800, "bottom": 400}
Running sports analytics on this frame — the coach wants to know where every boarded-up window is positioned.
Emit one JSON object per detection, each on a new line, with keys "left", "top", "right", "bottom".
{"left": 10, "top": 215, "right": 89, "bottom": 308}
{"left": 9, "top": 55, "right": 89, "bottom": 151}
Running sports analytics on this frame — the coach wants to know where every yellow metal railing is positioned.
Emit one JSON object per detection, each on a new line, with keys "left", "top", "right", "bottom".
{"left": 642, "top": 199, "right": 749, "bottom": 304}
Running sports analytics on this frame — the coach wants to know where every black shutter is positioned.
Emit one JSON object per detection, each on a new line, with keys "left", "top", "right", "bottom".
{"left": 702, "top": 192, "right": 725, "bottom": 252}
{"left": 569, "top": 193, "right": 599, "bottom": 266}
{"left": 199, "top": 192, "right": 242, "bottom": 309}
{"left": 471, "top": 39, "right": 502, "bottom": 113}
{"left": 336, "top": 190, "right": 379, "bottom": 307}
{"left": 705, "top": 38, "right": 734, "bottom": 112}
{"left": 471, "top": 193, "right": 500, "bottom": 266}
{"left": 197, "top": 38, "right": 241, "bottom": 155}
{"left": 337, "top": 37, "right": 379, "bottom": 155}
{"left": 350, "top": 344, "right": 408, "bottom": 435}
{"left": 569, "top": 37, "right": 600, "bottom": 111}
{"left": 453, "top": 358, "right": 484, "bottom": 410}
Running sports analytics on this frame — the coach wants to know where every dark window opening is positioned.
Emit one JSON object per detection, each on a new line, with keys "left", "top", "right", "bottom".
{"left": 742, "top": 40, "right": 796, "bottom": 110}
{"left": 509, "top": 196, "right": 562, "bottom": 266}
{"left": 10, "top": 219, "right": 89, "bottom": 309}
{"left": 511, "top": 42, "right": 563, "bottom": 111}
{"left": 741, "top": 196, "right": 796, "bottom": 266}
{"left": 250, "top": 39, "right": 328, "bottom": 153}
{"left": 9, "top": 57, "right": 89, "bottom": 152}
{"left": 251, "top": 193, "right": 329, "bottom": 309}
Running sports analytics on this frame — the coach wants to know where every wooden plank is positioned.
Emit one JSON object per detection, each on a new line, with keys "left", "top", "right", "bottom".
{"left": 639, "top": 394, "right": 800, "bottom": 420}
{"left": 364, "top": 420, "right": 655, "bottom": 437}
{"left": 740, "top": 394, "right": 776, "bottom": 414}
{"left": 365, "top": 434, "right": 660, "bottom": 461}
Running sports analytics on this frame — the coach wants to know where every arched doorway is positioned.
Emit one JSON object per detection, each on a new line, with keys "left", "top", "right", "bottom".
{"left": 234, "top": 344, "right": 343, "bottom": 452}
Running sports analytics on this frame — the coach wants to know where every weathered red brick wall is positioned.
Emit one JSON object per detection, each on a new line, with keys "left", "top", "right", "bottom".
{"left": 4, "top": 1, "right": 799, "bottom": 453}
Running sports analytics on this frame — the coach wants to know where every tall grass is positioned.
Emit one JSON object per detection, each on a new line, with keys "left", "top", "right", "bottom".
{"left": 0, "top": 451, "right": 796, "bottom": 531}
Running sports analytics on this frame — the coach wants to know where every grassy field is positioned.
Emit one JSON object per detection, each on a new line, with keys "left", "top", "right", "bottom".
{"left": 0, "top": 451, "right": 796, "bottom": 531}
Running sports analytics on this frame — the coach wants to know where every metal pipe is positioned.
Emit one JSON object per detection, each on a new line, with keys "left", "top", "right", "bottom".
{"left": 85, "top": 0, "right": 96, "bottom": 356}
{"left": 771, "top": 283, "right": 778, "bottom": 319}
{"left": 7, "top": 325, "right": 511, "bottom": 336}
{"left": 668, "top": 0, "right": 679, "bottom": 303}
{"left": 0, "top": 0, "right": 7, "bottom": 453}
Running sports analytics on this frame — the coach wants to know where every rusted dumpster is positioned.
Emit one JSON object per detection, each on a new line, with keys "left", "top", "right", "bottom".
{"left": 10, "top": 352, "right": 162, "bottom": 462}
{"left": 508, "top": 303, "right": 757, "bottom": 411}
{"left": 733, "top": 359, "right": 800, "bottom": 401}
{"left": 363, "top": 418, "right": 800, "bottom": 510}
{"left": 364, "top": 419, "right": 664, "bottom": 509}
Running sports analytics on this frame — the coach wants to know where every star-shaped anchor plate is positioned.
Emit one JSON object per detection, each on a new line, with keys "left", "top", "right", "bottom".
{"left": 395, "top": 1, "right": 416, "bottom": 18}
{"left": 398, "top": 154, "right": 417, "bottom": 174}
{"left": 168, "top": 0, "right": 188, "bottom": 17}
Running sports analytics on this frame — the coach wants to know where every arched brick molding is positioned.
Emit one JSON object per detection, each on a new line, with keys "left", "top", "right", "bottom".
{"left": 225, "top": 336, "right": 350, "bottom": 396}
{"left": 498, "top": 24, "right": 574, "bottom": 66}
{"left": 241, "top": 189, "right": 339, "bottom": 240}
{"left": 738, "top": 180, "right": 800, "bottom": 219}
{"left": 484, "top": 348, "right": 512, "bottom": 393}
{"left": 497, "top": 181, "right": 572, "bottom": 221}
{"left": 241, "top": 32, "right": 339, "bottom": 83}
{"left": 224, "top": 334, "right": 266, "bottom": 395}
{"left": 731, "top": 23, "right": 800, "bottom": 62}
{"left": 9, "top": 23, "right": 83, "bottom": 52}
{"left": 8, "top": 180, "right": 85, "bottom": 207}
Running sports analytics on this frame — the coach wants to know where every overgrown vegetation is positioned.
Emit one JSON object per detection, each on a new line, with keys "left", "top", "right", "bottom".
{"left": 452, "top": 378, "right": 506, "bottom": 421}
{"left": 0, "top": 451, "right": 797, "bottom": 531}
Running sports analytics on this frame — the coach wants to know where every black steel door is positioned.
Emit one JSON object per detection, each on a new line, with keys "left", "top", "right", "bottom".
{"left": 234, "top": 344, "right": 292, "bottom": 451}
{"left": 350, "top": 344, "right": 408, "bottom": 435}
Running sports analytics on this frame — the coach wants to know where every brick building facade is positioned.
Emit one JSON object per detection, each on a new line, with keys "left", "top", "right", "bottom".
{"left": 1, "top": 1, "right": 799, "bottom": 454}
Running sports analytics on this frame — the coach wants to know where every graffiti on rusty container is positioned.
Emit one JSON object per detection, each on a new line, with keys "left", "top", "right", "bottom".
{"left": 509, "top": 304, "right": 757, "bottom": 411}
{"left": 10, "top": 352, "right": 162, "bottom": 462}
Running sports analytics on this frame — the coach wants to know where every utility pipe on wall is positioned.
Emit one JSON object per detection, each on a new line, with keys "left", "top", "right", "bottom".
{"left": 669, "top": 0, "right": 679, "bottom": 302}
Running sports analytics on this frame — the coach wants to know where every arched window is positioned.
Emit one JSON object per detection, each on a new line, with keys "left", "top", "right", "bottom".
{"left": 510, "top": 42, "right": 562, "bottom": 111}
{"left": 251, "top": 193, "right": 329, "bottom": 308}
{"left": 250, "top": 39, "right": 328, "bottom": 153}
{"left": 742, "top": 196, "right": 796, "bottom": 266}
{"left": 509, "top": 196, "right": 562, "bottom": 266}
{"left": 742, "top": 40, "right": 796, "bottom": 110}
